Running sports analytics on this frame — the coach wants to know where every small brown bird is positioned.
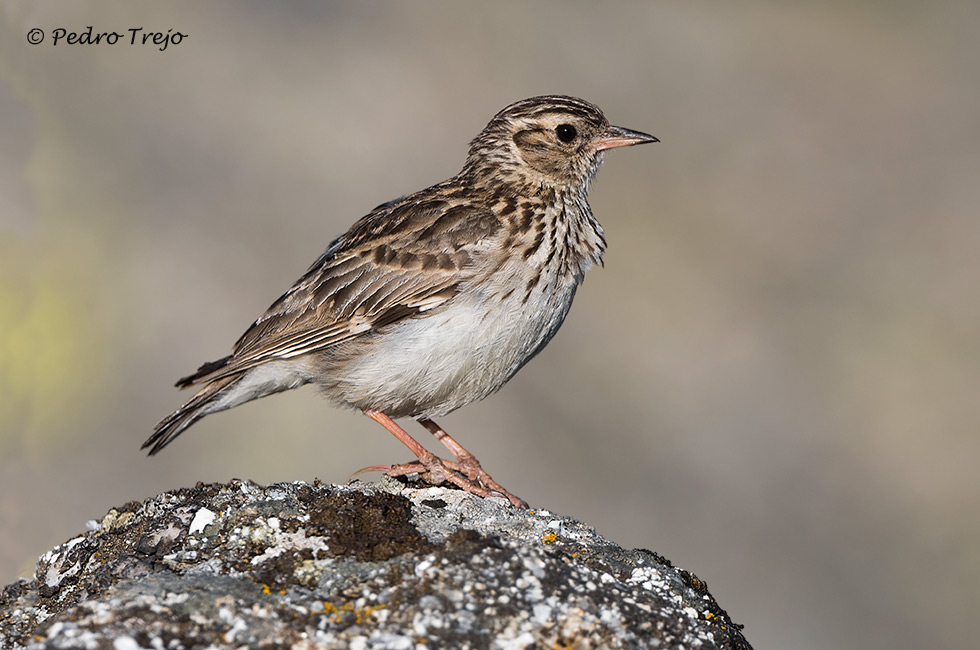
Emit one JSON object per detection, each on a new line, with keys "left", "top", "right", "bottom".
{"left": 144, "top": 95, "right": 656, "bottom": 507}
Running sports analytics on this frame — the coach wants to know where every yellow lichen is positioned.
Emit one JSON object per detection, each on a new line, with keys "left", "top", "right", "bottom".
{"left": 317, "top": 601, "right": 386, "bottom": 624}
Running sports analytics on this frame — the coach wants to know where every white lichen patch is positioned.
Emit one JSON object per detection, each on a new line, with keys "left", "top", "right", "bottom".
{"left": 188, "top": 507, "right": 216, "bottom": 535}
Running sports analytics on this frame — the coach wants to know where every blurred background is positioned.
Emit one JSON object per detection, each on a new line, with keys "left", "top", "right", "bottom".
{"left": 2, "top": 1, "right": 978, "bottom": 648}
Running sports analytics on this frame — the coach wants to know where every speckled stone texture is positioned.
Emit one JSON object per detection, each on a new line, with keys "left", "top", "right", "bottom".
{"left": 0, "top": 478, "right": 752, "bottom": 649}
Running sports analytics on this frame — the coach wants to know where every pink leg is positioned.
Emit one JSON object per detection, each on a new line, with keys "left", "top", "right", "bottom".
{"left": 360, "top": 409, "right": 496, "bottom": 500}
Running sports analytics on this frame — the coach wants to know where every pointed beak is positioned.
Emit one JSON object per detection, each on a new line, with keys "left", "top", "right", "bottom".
{"left": 593, "top": 125, "right": 659, "bottom": 151}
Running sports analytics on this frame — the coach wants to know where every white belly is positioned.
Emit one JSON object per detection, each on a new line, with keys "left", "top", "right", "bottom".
{"left": 320, "top": 267, "right": 581, "bottom": 418}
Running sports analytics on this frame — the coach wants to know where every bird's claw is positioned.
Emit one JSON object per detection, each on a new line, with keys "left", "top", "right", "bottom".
{"left": 352, "top": 457, "right": 527, "bottom": 508}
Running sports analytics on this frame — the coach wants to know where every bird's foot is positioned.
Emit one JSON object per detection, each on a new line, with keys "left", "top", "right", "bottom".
{"left": 359, "top": 409, "right": 528, "bottom": 508}
{"left": 352, "top": 456, "right": 527, "bottom": 508}
{"left": 449, "top": 454, "right": 529, "bottom": 509}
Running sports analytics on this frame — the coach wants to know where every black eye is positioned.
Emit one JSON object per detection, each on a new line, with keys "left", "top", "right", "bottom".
{"left": 555, "top": 124, "right": 577, "bottom": 143}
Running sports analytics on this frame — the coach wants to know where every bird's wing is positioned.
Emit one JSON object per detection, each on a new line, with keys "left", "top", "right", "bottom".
{"left": 177, "top": 194, "right": 502, "bottom": 387}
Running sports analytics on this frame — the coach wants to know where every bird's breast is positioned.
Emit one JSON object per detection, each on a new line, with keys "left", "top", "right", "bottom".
{"left": 316, "top": 197, "right": 604, "bottom": 418}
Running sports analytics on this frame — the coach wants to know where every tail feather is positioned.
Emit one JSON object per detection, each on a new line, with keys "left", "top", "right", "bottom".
{"left": 143, "top": 375, "right": 240, "bottom": 455}
{"left": 175, "top": 355, "right": 233, "bottom": 389}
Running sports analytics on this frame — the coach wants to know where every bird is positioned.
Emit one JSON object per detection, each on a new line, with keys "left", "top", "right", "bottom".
{"left": 144, "top": 95, "right": 657, "bottom": 508}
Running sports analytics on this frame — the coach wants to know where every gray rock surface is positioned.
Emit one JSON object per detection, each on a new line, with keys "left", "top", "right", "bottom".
{"left": 0, "top": 478, "right": 752, "bottom": 649}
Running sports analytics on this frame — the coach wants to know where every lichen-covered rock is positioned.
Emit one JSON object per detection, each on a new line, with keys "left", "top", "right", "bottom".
{"left": 0, "top": 478, "right": 752, "bottom": 649}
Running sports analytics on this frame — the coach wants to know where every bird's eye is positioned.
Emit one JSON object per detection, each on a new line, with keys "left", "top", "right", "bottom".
{"left": 555, "top": 124, "right": 577, "bottom": 143}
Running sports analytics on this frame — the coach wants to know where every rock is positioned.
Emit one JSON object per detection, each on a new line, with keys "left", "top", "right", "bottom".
{"left": 0, "top": 478, "right": 752, "bottom": 649}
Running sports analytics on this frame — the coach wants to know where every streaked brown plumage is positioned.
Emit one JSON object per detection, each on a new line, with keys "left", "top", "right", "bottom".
{"left": 144, "top": 95, "right": 657, "bottom": 507}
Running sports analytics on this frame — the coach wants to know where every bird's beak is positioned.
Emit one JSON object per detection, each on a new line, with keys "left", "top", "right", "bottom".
{"left": 593, "top": 125, "right": 659, "bottom": 151}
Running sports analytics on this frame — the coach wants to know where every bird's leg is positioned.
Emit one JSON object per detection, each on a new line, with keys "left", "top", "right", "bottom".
{"left": 418, "top": 418, "right": 528, "bottom": 509}
{"left": 359, "top": 409, "right": 495, "bottom": 499}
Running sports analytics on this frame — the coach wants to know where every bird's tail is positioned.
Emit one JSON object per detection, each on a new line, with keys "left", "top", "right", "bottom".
{"left": 142, "top": 374, "right": 241, "bottom": 455}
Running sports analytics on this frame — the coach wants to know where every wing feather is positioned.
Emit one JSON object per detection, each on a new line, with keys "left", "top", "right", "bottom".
{"left": 179, "top": 194, "right": 502, "bottom": 387}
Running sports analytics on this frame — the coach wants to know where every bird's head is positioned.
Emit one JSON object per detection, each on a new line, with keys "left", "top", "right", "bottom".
{"left": 464, "top": 95, "right": 657, "bottom": 192}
